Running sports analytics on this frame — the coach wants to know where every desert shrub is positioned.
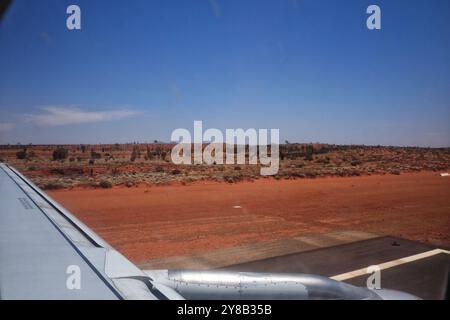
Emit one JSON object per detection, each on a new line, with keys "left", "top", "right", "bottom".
{"left": 286, "top": 171, "right": 304, "bottom": 178}
{"left": 335, "top": 170, "right": 346, "bottom": 177}
{"left": 224, "top": 176, "right": 235, "bottom": 183}
{"left": 50, "top": 168, "right": 65, "bottom": 175}
{"left": 130, "top": 146, "right": 140, "bottom": 161}
{"left": 15, "top": 149, "right": 36, "bottom": 160}
{"left": 305, "top": 145, "right": 314, "bottom": 161}
{"left": 53, "top": 147, "right": 68, "bottom": 160}
{"left": 223, "top": 175, "right": 243, "bottom": 183}
{"left": 90, "top": 150, "right": 101, "bottom": 159}
{"left": 41, "top": 182, "right": 65, "bottom": 190}
{"left": 99, "top": 180, "right": 113, "bottom": 188}
{"left": 171, "top": 169, "right": 181, "bottom": 175}
{"left": 16, "top": 149, "right": 27, "bottom": 159}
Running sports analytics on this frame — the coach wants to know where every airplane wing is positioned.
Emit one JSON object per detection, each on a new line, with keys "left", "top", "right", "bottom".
{"left": 0, "top": 163, "right": 419, "bottom": 300}
{"left": 0, "top": 163, "right": 180, "bottom": 300}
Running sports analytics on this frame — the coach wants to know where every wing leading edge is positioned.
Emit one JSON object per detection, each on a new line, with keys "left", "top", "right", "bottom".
{"left": 0, "top": 163, "right": 172, "bottom": 299}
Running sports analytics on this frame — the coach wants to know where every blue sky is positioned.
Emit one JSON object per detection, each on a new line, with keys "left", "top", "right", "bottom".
{"left": 0, "top": 0, "right": 449, "bottom": 146}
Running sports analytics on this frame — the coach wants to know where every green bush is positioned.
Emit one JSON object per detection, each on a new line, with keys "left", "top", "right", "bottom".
{"left": 53, "top": 147, "right": 68, "bottom": 160}
{"left": 90, "top": 150, "right": 101, "bottom": 159}
{"left": 42, "top": 182, "right": 65, "bottom": 190}
{"left": 16, "top": 150, "right": 27, "bottom": 159}
{"left": 305, "top": 145, "right": 314, "bottom": 161}
{"left": 99, "top": 180, "right": 113, "bottom": 188}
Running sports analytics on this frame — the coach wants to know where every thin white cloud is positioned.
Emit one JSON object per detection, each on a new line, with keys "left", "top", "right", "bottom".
{"left": 0, "top": 122, "right": 15, "bottom": 132}
{"left": 23, "top": 107, "right": 138, "bottom": 127}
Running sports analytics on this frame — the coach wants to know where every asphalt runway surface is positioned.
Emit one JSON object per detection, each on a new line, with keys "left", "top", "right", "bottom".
{"left": 222, "top": 236, "right": 449, "bottom": 300}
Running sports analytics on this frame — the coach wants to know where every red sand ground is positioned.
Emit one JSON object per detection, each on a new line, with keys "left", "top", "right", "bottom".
{"left": 48, "top": 172, "right": 450, "bottom": 264}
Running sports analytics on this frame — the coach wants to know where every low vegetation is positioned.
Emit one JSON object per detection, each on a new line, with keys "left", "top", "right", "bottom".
{"left": 0, "top": 143, "right": 449, "bottom": 190}
{"left": 52, "top": 147, "right": 68, "bottom": 161}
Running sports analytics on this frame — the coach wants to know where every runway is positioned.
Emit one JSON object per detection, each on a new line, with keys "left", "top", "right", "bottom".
{"left": 221, "top": 236, "right": 449, "bottom": 300}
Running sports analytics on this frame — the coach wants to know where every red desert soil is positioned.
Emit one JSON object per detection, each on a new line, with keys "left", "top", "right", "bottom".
{"left": 48, "top": 172, "right": 450, "bottom": 264}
